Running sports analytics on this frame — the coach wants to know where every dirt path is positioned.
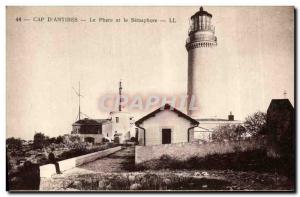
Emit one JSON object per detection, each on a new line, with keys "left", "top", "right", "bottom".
{"left": 78, "top": 146, "right": 135, "bottom": 173}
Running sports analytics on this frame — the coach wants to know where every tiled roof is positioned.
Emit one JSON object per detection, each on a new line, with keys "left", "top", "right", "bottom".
{"left": 94, "top": 119, "right": 111, "bottom": 124}
{"left": 267, "top": 99, "right": 294, "bottom": 112}
{"left": 135, "top": 104, "right": 199, "bottom": 125}
{"left": 73, "top": 118, "right": 110, "bottom": 125}
{"left": 197, "top": 118, "right": 229, "bottom": 121}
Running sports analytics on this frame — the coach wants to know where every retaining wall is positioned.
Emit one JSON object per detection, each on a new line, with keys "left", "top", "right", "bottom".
{"left": 135, "top": 140, "right": 265, "bottom": 164}
{"left": 40, "top": 146, "right": 122, "bottom": 178}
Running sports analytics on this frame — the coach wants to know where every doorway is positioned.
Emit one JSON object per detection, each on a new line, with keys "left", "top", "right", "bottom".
{"left": 162, "top": 128, "right": 171, "bottom": 144}
{"left": 84, "top": 137, "right": 95, "bottom": 144}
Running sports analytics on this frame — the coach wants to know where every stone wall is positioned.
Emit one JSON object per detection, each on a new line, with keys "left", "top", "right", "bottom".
{"left": 135, "top": 140, "right": 264, "bottom": 164}
{"left": 40, "top": 146, "right": 122, "bottom": 178}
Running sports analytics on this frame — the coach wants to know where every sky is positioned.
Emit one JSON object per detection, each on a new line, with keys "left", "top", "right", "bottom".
{"left": 6, "top": 6, "right": 294, "bottom": 139}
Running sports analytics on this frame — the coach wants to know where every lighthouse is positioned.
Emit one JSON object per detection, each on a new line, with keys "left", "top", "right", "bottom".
{"left": 186, "top": 7, "right": 218, "bottom": 118}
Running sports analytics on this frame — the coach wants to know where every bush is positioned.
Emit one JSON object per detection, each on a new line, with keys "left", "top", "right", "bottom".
{"left": 138, "top": 149, "right": 285, "bottom": 174}
{"left": 213, "top": 124, "right": 246, "bottom": 142}
{"left": 56, "top": 136, "right": 64, "bottom": 144}
{"left": 33, "top": 132, "right": 48, "bottom": 149}
{"left": 59, "top": 147, "right": 88, "bottom": 160}
{"left": 6, "top": 138, "right": 22, "bottom": 150}
{"left": 244, "top": 111, "right": 267, "bottom": 137}
{"left": 7, "top": 161, "right": 40, "bottom": 190}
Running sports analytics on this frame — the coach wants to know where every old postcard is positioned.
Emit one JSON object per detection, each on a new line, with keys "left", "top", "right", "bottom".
{"left": 6, "top": 6, "right": 295, "bottom": 192}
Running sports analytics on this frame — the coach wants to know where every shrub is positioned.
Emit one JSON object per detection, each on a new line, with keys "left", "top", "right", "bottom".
{"left": 213, "top": 124, "right": 246, "bottom": 142}
{"left": 33, "top": 132, "right": 48, "bottom": 149}
{"left": 55, "top": 136, "right": 64, "bottom": 144}
{"left": 244, "top": 111, "right": 267, "bottom": 137}
{"left": 6, "top": 138, "right": 22, "bottom": 150}
{"left": 138, "top": 149, "right": 284, "bottom": 174}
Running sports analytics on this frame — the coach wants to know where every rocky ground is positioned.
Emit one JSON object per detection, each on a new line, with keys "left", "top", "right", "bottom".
{"left": 40, "top": 170, "right": 293, "bottom": 191}
{"left": 39, "top": 147, "right": 294, "bottom": 191}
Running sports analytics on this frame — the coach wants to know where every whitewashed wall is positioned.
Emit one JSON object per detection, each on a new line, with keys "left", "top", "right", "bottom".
{"left": 102, "top": 122, "right": 112, "bottom": 140}
{"left": 40, "top": 146, "right": 122, "bottom": 178}
{"left": 138, "top": 110, "right": 194, "bottom": 146}
{"left": 110, "top": 111, "right": 134, "bottom": 143}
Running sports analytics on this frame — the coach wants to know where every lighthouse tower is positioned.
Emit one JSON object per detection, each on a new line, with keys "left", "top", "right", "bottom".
{"left": 186, "top": 7, "right": 218, "bottom": 118}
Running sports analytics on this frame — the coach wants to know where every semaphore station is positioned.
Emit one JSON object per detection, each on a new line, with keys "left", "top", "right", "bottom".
{"left": 70, "top": 7, "right": 242, "bottom": 146}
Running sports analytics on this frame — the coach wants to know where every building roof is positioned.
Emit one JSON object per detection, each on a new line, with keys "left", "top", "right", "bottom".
{"left": 94, "top": 119, "right": 111, "bottom": 124}
{"left": 135, "top": 104, "right": 199, "bottom": 125}
{"left": 197, "top": 118, "right": 229, "bottom": 121}
{"left": 72, "top": 118, "right": 110, "bottom": 126}
{"left": 267, "top": 99, "right": 294, "bottom": 112}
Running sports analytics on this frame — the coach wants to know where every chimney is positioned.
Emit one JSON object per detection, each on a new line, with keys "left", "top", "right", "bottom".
{"left": 228, "top": 111, "right": 234, "bottom": 121}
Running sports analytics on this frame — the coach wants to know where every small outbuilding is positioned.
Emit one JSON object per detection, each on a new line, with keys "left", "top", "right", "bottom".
{"left": 266, "top": 99, "right": 295, "bottom": 158}
{"left": 265, "top": 98, "right": 295, "bottom": 179}
{"left": 71, "top": 118, "right": 110, "bottom": 143}
{"left": 135, "top": 104, "right": 199, "bottom": 146}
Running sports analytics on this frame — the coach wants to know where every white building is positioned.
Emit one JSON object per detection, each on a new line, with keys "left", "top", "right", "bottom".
{"left": 70, "top": 81, "right": 135, "bottom": 144}
{"left": 135, "top": 104, "right": 199, "bottom": 146}
{"left": 109, "top": 111, "right": 135, "bottom": 143}
{"left": 71, "top": 118, "right": 111, "bottom": 143}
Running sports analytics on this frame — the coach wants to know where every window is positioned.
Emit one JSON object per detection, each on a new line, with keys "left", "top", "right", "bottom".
{"left": 116, "top": 117, "right": 119, "bottom": 123}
